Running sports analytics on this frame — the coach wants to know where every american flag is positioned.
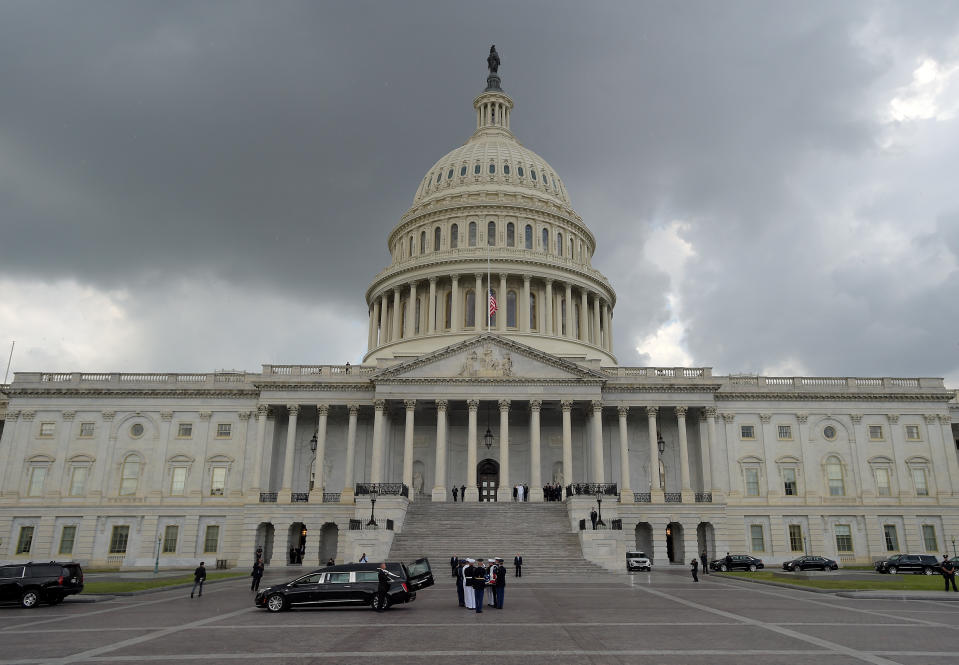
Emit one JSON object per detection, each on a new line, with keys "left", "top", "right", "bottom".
{"left": 488, "top": 290, "right": 498, "bottom": 317}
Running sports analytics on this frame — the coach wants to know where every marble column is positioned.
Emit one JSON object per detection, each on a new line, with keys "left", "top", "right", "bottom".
{"left": 391, "top": 288, "right": 402, "bottom": 340}
{"left": 379, "top": 293, "right": 389, "bottom": 343}
{"left": 403, "top": 400, "right": 416, "bottom": 499}
{"left": 474, "top": 273, "right": 485, "bottom": 331}
{"left": 564, "top": 282, "right": 573, "bottom": 337}
{"left": 529, "top": 400, "right": 544, "bottom": 501}
{"left": 618, "top": 406, "right": 631, "bottom": 497}
{"left": 561, "top": 401, "right": 573, "bottom": 498}
{"left": 427, "top": 277, "right": 437, "bottom": 334}
{"left": 591, "top": 401, "right": 604, "bottom": 483}
{"left": 450, "top": 274, "right": 460, "bottom": 332}
{"left": 580, "top": 288, "right": 589, "bottom": 342}
{"left": 252, "top": 405, "right": 269, "bottom": 494}
{"left": 647, "top": 406, "right": 663, "bottom": 500}
{"left": 497, "top": 400, "right": 512, "bottom": 501}
{"left": 48, "top": 411, "right": 74, "bottom": 499}
{"left": 368, "top": 302, "right": 378, "bottom": 349}
{"left": 940, "top": 415, "right": 959, "bottom": 494}
{"left": 406, "top": 282, "right": 418, "bottom": 337}
{"left": 522, "top": 274, "right": 531, "bottom": 333}
{"left": 676, "top": 406, "right": 693, "bottom": 500}
{"left": 703, "top": 407, "right": 716, "bottom": 492}
{"left": 340, "top": 404, "right": 359, "bottom": 503}
{"left": 278, "top": 404, "right": 299, "bottom": 502}
{"left": 432, "top": 400, "right": 449, "bottom": 501}
{"left": 309, "top": 404, "right": 329, "bottom": 500}
{"left": 602, "top": 302, "right": 610, "bottom": 350}
{"left": 370, "top": 400, "right": 386, "bottom": 484}
{"left": 592, "top": 293, "right": 601, "bottom": 345}
{"left": 465, "top": 399, "right": 479, "bottom": 501}
{"left": 545, "top": 279, "right": 554, "bottom": 336}
{"left": 154, "top": 411, "right": 173, "bottom": 497}
{"left": 498, "top": 273, "right": 507, "bottom": 331}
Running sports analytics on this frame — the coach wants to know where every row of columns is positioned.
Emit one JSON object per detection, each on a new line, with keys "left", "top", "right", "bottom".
{"left": 477, "top": 100, "right": 510, "bottom": 130}
{"left": 367, "top": 274, "right": 613, "bottom": 352}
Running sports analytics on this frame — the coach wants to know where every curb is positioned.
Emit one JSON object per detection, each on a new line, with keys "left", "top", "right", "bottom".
{"left": 65, "top": 594, "right": 112, "bottom": 603}
{"left": 80, "top": 575, "right": 247, "bottom": 597}
{"left": 836, "top": 591, "right": 959, "bottom": 601}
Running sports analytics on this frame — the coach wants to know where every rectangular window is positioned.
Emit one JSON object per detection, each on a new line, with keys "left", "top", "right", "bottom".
{"left": 868, "top": 425, "right": 883, "bottom": 440}
{"left": 39, "top": 422, "right": 55, "bottom": 437}
{"left": 59, "top": 525, "right": 77, "bottom": 555}
{"left": 777, "top": 425, "right": 792, "bottom": 440}
{"left": 835, "top": 524, "right": 853, "bottom": 553}
{"left": 28, "top": 467, "right": 47, "bottom": 497}
{"left": 210, "top": 467, "right": 226, "bottom": 496}
{"left": 203, "top": 525, "right": 220, "bottom": 553}
{"left": 788, "top": 524, "right": 803, "bottom": 551}
{"left": 79, "top": 422, "right": 95, "bottom": 437}
{"left": 912, "top": 468, "right": 928, "bottom": 496}
{"left": 922, "top": 524, "right": 937, "bottom": 551}
{"left": 740, "top": 424, "right": 755, "bottom": 439}
{"left": 750, "top": 525, "right": 765, "bottom": 551}
{"left": 16, "top": 526, "right": 35, "bottom": 554}
{"left": 109, "top": 526, "right": 130, "bottom": 554}
{"left": 216, "top": 423, "right": 231, "bottom": 438}
{"left": 69, "top": 466, "right": 88, "bottom": 496}
{"left": 905, "top": 425, "right": 920, "bottom": 441}
{"left": 162, "top": 525, "right": 179, "bottom": 553}
{"left": 875, "top": 468, "right": 890, "bottom": 496}
{"left": 783, "top": 468, "right": 797, "bottom": 496}
{"left": 745, "top": 468, "right": 760, "bottom": 496}
{"left": 119, "top": 460, "right": 139, "bottom": 496}
{"left": 177, "top": 423, "right": 193, "bottom": 438}
{"left": 883, "top": 524, "right": 899, "bottom": 551}
{"left": 170, "top": 467, "right": 187, "bottom": 496}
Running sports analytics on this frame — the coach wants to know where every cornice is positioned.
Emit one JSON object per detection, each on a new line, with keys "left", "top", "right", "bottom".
{"left": 255, "top": 383, "right": 375, "bottom": 393}
{"left": 604, "top": 385, "right": 723, "bottom": 394}
{"left": 7, "top": 388, "right": 259, "bottom": 399}
{"left": 715, "top": 391, "right": 955, "bottom": 402}
{"left": 376, "top": 377, "right": 605, "bottom": 386}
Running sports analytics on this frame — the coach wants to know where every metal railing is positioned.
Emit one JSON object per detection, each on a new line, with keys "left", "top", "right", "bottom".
{"left": 322, "top": 492, "right": 341, "bottom": 503}
{"left": 633, "top": 492, "right": 651, "bottom": 503}
{"left": 355, "top": 483, "right": 409, "bottom": 497}
{"left": 291, "top": 493, "right": 309, "bottom": 503}
{"left": 695, "top": 492, "right": 713, "bottom": 503}
{"left": 568, "top": 482, "right": 618, "bottom": 496}
{"left": 349, "top": 519, "right": 379, "bottom": 531}
{"left": 259, "top": 492, "right": 277, "bottom": 503}
{"left": 664, "top": 492, "right": 683, "bottom": 503}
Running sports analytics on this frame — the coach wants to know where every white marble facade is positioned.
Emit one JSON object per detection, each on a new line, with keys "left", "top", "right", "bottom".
{"left": 1, "top": 62, "right": 958, "bottom": 569}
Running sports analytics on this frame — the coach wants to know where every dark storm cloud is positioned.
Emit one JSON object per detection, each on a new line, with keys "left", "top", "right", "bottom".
{"left": 1, "top": 1, "right": 957, "bottom": 379}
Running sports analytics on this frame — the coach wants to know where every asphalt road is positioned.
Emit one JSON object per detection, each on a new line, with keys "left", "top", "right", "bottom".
{"left": 2, "top": 567, "right": 958, "bottom": 665}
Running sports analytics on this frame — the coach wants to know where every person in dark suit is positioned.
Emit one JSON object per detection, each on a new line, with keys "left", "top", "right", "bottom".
{"left": 460, "top": 484, "right": 466, "bottom": 500}
{"left": 690, "top": 558, "right": 699, "bottom": 582}
{"left": 452, "top": 487, "right": 458, "bottom": 502}
{"left": 590, "top": 508, "right": 598, "bottom": 530}
{"left": 514, "top": 554, "right": 522, "bottom": 577}
{"left": 472, "top": 561, "right": 487, "bottom": 612}
{"left": 376, "top": 562, "right": 397, "bottom": 611}
{"left": 494, "top": 558, "right": 506, "bottom": 608}
{"left": 451, "top": 555, "right": 458, "bottom": 577}
{"left": 190, "top": 562, "right": 206, "bottom": 598}
{"left": 250, "top": 558, "right": 264, "bottom": 592}
{"left": 700, "top": 550, "right": 709, "bottom": 574}
{"left": 523, "top": 483, "right": 529, "bottom": 501}
{"left": 455, "top": 559, "right": 466, "bottom": 606}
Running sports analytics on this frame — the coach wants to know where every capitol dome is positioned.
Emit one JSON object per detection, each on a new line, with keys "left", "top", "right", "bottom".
{"left": 363, "top": 53, "right": 617, "bottom": 366}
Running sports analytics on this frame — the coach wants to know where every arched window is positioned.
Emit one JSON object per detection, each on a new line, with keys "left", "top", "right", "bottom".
{"left": 408, "top": 236, "right": 413, "bottom": 257}
{"left": 556, "top": 232, "right": 563, "bottom": 255}
{"left": 531, "top": 169, "right": 537, "bottom": 181}
{"left": 518, "top": 166, "right": 524, "bottom": 177}
{"left": 541, "top": 228, "right": 548, "bottom": 250}
{"left": 434, "top": 227, "right": 441, "bottom": 252}
{"left": 569, "top": 237, "right": 574, "bottom": 258}
{"left": 447, "top": 168, "right": 453, "bottom": 180}
{"left": 400, "top": 302, "right": 406, "bottom": 337}
{"left": 574, "top": 303, "right": 581, "bottom": 338}
{"left": 506, "top": 290, "right": 517, "bottom": 327}
{"left": 529, "top": 293, "right": 537, "bottom": 330}
{"left": 469, "top": 222, "right": 477, "bottom": 247}
{"left": 465, "top": 290, "right": 476, "bottom": 327}
{"left": 826, "top": 457, "right": 845, "bottom": 496}
{"left": 450, "top": 224, "right": 458, "bottom": 249}
{"left": 420, "top": 231, "right": 426, "bottom": 254}
{"left": 544, "top": 174, "right": 550, "bottom": 187}
{"left": 525, "top": 224, "right": 533, "bottom": 249}
{"left": 474, "top": 163, "right": 481, "bottom": 175}
{"left": 487, "top": 221, "right": 496, "bottom": 246}
{"left": 489, "top": 163, "right": 495, "bottom": 175}
{"left": 444, "top": 291, "right": 452, "bottom": 329}
{"left": 506, "top": 222, "right": 515, "bottom": 247}
{"left": 414, "top": 298, "right": 421, "bottom": 334}
{"left": 460, "top": 165, "right": 467, "bottom": 176}
{"left": 504, "top": 164, "right": 510, "bottom": 175}
{"left": 560, "top": 299, "right": 567, "bottom": 335}
{"left": 119, "top": 455, "right": 140, "bottom": 496}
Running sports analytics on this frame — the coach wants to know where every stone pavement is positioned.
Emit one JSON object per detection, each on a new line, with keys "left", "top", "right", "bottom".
{"left": 2, "top": 567, "right": 959, "bottom": 664}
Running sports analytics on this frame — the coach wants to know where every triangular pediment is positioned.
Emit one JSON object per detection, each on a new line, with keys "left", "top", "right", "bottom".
{"left": 374, "top": 334, "right": 606, "bottom": 383}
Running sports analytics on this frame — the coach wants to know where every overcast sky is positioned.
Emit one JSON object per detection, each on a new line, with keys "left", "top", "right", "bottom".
{"left": 1, "top": 0, "right": 957, "bottom": 385}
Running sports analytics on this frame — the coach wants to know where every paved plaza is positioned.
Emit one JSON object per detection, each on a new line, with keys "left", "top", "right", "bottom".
{"left": 2, "top": 569, "right": 959, "bottom": 665}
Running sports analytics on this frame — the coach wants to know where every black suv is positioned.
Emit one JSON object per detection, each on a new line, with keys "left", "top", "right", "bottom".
{"left": 255, "top": 558, "right": 433, "bottom": 612}
{"left": 710, "top": 554, "right": 764, "bottom": 572}
{"left": 0, "top": 562, "right": 84, "bottom": 608}
{"left": 874, "top": 554, "right": 940, "bottom": 575}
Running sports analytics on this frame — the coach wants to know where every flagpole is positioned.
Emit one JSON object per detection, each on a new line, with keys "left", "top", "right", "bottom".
{"left": 3, "top": 340, "right": 14, "bottom": 385}
{"left": 487, "top": 244, "right": 491, "bottom": 332}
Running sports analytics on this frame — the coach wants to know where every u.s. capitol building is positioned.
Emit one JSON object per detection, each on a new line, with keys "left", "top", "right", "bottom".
{"left": 2, "top": 53, "right": 957, "bottom": 570}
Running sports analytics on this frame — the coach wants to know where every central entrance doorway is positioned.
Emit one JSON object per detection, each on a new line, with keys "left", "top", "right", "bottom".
{"left": 477, "top": 459, "right": 500, "bottom": 502}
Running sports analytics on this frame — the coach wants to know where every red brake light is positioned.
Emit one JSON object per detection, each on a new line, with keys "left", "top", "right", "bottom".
{"left": 58, "top": 575, "right": 64, "bottom": 585}
{"left": 401, "top": 582, "right": 408, "bottom": 592}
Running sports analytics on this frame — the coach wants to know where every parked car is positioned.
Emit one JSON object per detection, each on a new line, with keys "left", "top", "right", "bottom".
{"left": 255, "top": 559, "right": 433, "bottom": 612}
{"left": 781, "top": 555, "right": 838, "bottom": 572}
{"left": 710, "top": 554, "right": 764, "bottom": 572}
{"left": 874, "top": 554, "right": 940, "bottom": 575}
{"left": 0, "top": 562, "right": 84, "bottom": 608}
{"left": 626, "top": 550, "right": 652, "bottom": 572}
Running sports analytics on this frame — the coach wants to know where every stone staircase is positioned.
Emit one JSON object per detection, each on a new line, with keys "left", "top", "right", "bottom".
{"left": 389, "top": 501, "right": 623, "bottom": 583}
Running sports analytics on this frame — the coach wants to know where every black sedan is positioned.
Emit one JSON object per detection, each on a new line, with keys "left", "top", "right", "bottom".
{"left": 710, "top": 555, "right": 764, "bottom": 572}
{"left": 781, "top": 555, "right": 838, "bottom": 572}
{"left": 255, "top": 559, "right": 433, "bottom": 612}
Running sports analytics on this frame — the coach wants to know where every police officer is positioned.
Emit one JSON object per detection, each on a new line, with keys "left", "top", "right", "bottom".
{"left": 942, "top": 554, "right": 957, "bottom": 592}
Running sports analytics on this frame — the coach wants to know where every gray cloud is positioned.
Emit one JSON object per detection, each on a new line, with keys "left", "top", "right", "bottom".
{"left": 1, "top": 1, "right": 957, "bottom": 382}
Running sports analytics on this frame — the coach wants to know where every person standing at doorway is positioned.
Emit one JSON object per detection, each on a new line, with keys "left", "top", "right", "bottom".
{"left": 523, "top": 483, "right": 529, "bottom": 501}
{"left": 251, "top": 558, "right": 264, "bottom": 592}
{"left": 452, "top": 486, "right": 458, "bottom": 502}
{"left": 590, "top": 508, "right": 598, "bottom": 530}
{"left": 700, "top": 550, "right": 708, "bottom": 574}
{"left": 460, "top": 484, "right": 466, "bottom": 500}
{"left": 690, "top": 558, "right": 699, "bottom": 582}
{"left": 514, "top": 554, "right": 522, "bottom": 577}
{"left": 190, "top": 561, "right": 206, "bottom": 598}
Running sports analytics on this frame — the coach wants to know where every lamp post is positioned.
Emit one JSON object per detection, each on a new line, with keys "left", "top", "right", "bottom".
{"left": 952, "top": 536, "right": 957, "bottom": 558}
{"left": 483, "top": 403, "right": 494, "bottom": 451}
{"left": 154, "top": 535, "right": 161, "bottom": 574}
{"left": 596, "top": 493, "right": 605, "bottom": 528}
{"left": 309, "top": 432, "right": 318, "bottom": 491}
{"left": 657, "top": 432, "right": 666, "bottom": 490}
{"left": 367, "top": 488, "right": 378, "bottom": 527}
